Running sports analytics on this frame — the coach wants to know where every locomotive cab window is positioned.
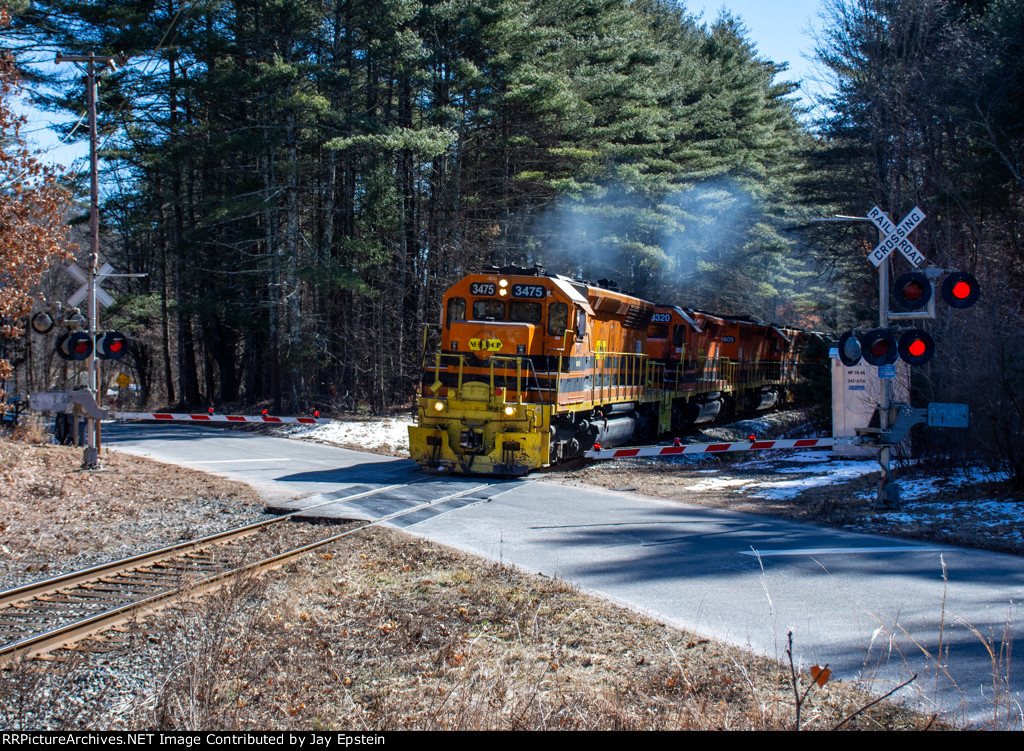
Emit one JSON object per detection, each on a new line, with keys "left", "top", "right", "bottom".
{"left": 648, "top": 323, "right": 668, "bottom": 339}
{"left": 446, "top": 297, "right": 466, "bottom": 329}
{"left": 473, "top": 299, "right": 505, "bottom": 321}
{"left": 548, "top": 302, "right": 568, "bottom": 337}
{"left": 673, "top": 325, "right": 685, "bottom": 347}
{"left": 509, "top": 301, "right": 542, "bottom": 323}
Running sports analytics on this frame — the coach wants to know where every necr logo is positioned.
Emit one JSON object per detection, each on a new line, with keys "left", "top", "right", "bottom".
{"left": 469, "top": 338, "right": 503, "bottom": 352}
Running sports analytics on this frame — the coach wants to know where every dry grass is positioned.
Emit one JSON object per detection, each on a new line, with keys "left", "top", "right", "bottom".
{"left": 130, "top": 527, "right": 931, "bottom": 731}
{"left": 0, "top": 429, "right": 263, "bottom": 586}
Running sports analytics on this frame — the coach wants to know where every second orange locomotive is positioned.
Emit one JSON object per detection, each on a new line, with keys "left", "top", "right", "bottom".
{"left": 409, "top": 265, "right": 815, "bottom": 475}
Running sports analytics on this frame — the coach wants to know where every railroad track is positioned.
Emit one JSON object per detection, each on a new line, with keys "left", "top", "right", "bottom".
{"left": 0, "top": 477, "right": 514, "bottom": 665}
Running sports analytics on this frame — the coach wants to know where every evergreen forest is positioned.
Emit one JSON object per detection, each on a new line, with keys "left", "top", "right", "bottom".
{"left": 2, "top": 0, "right": 1023, "bottom": 483}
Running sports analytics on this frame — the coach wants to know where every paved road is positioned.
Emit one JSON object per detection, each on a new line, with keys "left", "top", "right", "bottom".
{"left": 105, "top": 423, "right": 1024, "bottom": 728}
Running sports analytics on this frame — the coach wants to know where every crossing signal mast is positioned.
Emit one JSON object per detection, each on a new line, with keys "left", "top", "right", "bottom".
{"left": 835, "top": 206, "right": 977, "bottom": 508}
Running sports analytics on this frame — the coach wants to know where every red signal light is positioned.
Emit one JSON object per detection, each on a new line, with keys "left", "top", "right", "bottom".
{"left": 892, "top": 272, "right": 932, "bottom": 310}
{"left": 903, "top": 282, "right": 925, "bottom": 301}
{"left": 57, "top": 331, "right": 93, "bottom": 361}
{"left": 940, "top": 271, "right": 979, "bottom": 309}
{"left": 858, "top": 329, "right": 899, "bottom": 367}
{"left": 96, "top": 331, "right": 129, "bottom": 360}
{"left": 314, "top": 410, "right": 320, "bottom": 418}
{"left": 898, "top": 329, "right": 935, "bottom": 365}
{"left": 262, "top": 409, "right": 268, "bottom": 415}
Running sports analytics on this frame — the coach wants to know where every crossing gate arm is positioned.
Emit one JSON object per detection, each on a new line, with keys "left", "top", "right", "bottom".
{"left": 111, "top": 412, "right": 331, "bottom": 425}
{"left": 584, "top": 437, "right": 855, "bottom": 460}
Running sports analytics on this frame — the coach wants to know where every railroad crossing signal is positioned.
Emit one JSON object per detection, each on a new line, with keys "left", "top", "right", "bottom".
{"left": 867, "top": 206, "right": 926, "bottom": 267}
{"left": 859, "top": 329, "right": 899, "bottom": 367}
{"left": 836, "top": 331, "right": 862, "bottom": 367}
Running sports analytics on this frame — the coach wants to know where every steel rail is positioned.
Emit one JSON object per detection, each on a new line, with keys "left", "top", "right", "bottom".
{"left": 0, "top": 478, "right": 512, "bottom": 664}
{"left": 0, "top": 480, "right": 421, "bottom": 610}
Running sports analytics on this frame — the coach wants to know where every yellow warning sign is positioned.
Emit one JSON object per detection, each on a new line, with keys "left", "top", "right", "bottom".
{"left": 115, "top": 373, "right": 131, "bottom": 388}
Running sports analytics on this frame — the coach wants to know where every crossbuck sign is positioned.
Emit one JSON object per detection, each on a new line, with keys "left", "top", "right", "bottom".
{"left": 66, "top": 261, "right": 115, "bottom": 310}
{"left": 866, "top": 206, "right": 926, "bottom": 267}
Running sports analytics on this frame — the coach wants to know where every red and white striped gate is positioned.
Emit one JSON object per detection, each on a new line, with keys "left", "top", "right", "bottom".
{"left": 112, "top": 411, "right": 330, "bottom": 425}
{"left": 584, "top": 437, "right": 845, "bottom": 461}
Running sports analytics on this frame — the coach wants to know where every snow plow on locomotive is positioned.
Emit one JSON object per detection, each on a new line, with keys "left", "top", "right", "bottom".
{"left": 408, "top": 266, "right": 819, "bottom": 475}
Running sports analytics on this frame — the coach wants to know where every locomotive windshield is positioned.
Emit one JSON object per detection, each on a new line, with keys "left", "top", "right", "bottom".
{"left": 548, "top": 302, "right": 568, "bottom": 336}
{"left": 473, "top": 299, "right": 505, "bottom": 320}
{"left": 509, "top": 301, "right": 542, "bottom": 323}
{"left": 446, "top": 297, "right": 466, "bottom": 328}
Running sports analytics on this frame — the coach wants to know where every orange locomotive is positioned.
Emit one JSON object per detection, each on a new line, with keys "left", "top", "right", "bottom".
{"left": 409, "top": 265, "right": 812, "bottom": 475}
{"left": 646, "top": 307, "right": 795, "bottom": 432}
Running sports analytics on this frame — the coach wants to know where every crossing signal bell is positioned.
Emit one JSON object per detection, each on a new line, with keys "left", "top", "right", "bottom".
{"left": 30, "top": 311, "right": 55, "bottom": 334}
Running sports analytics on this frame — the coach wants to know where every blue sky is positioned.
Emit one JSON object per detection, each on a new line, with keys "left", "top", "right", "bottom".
{"left": 685, "top": 0, "right": 830, "bottom": 111}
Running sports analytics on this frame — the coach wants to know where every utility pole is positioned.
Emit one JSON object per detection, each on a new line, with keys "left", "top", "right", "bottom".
{"left": 55, "top": 51, "right": 124, "bottom": 468}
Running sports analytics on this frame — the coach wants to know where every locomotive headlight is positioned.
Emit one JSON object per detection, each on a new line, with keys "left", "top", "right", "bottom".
{"left": 433, "top": 400, "right": 446, "bottom": 413}
{"left": 499, "top": 279, "right": 509, "bottom": 288}
{"left": 499, "top": 288, "right": 508, "bottom": 297}
{"left": 503, "top": 405, "right": 516, "bottom": 417}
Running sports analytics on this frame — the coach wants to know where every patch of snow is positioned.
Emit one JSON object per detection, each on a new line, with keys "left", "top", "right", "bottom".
{"left": 773, "top": 462, "right": 877, "bottom": 479}
{"left": 735, "top": 450, "right": 838, "bottom": 467}
{"left": 890, "top": 478, "right": 945, "bottom": 501}
{"left": 688, "top": 477, "right": 754, "bottom": 491}
{"left": 973, "top": 499, "right": 1024, "bottom": 517}
{"left": 740, "top": 461, "right": 880, "bottom": 501}
{"left": 283, "top": 417, "right": 413, "bottom": 453}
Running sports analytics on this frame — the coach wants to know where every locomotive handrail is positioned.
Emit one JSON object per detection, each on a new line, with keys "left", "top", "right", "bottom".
{"left": 591, "top": 347, "right": 649, "bottom": 405}
{"left": 486, "top": 355, "right": 523, "bottom": 397}
{"left": 421, "top": 322, "right": 441, "bottom": 354}
{"left": 548, "top": 328, "right": 576, "bottom": 406}
{"left": 424, "top": 352, "right": 467, "bottom": 394}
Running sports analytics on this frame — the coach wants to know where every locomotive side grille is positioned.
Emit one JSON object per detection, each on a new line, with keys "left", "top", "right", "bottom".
{"left": 623, "top": 304, "right": 654, "bottom": 330}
